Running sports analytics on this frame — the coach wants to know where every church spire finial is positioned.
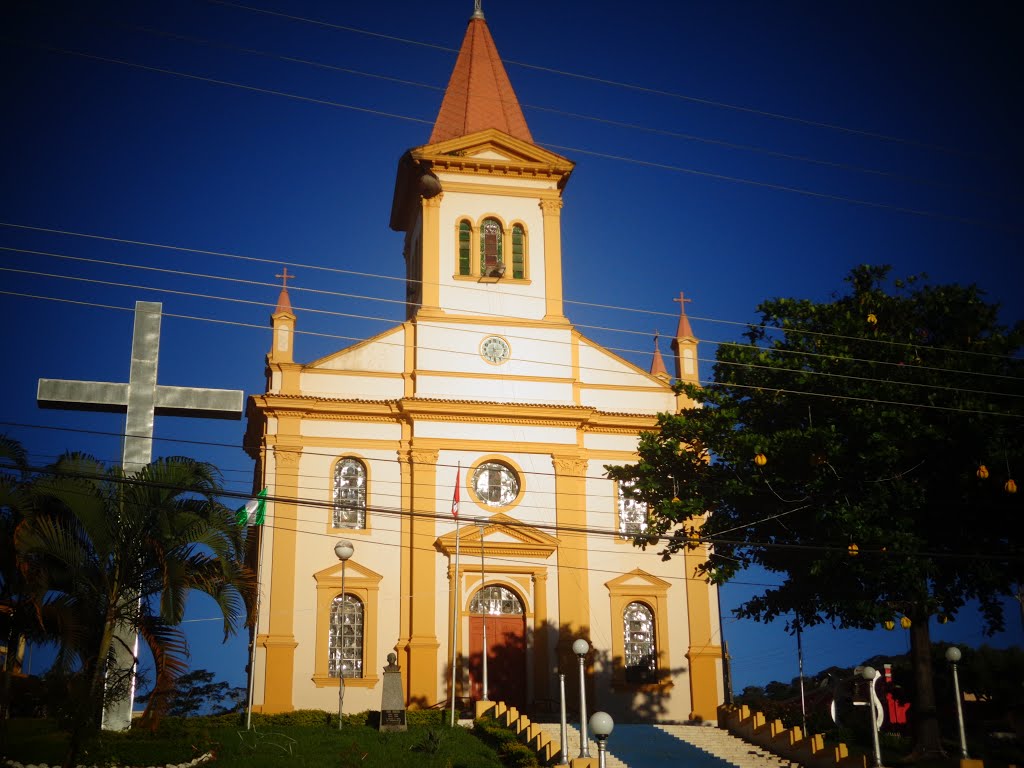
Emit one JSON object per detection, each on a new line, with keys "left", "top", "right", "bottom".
{"left": 472, "top": 0, "right": 484, "bottom": 20}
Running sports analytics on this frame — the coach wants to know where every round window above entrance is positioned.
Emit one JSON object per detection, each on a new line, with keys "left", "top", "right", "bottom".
{"left": 472, "top": 461, "right": 520, "bottom": 507}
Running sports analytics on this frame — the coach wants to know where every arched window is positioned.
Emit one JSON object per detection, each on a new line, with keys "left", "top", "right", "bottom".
{"left": 333, "top": 458, "right": 366, "bottom": 529}
{"left": 480, "top": 217, "right": 503, "bottom": 275}
{"left": 623, "top": 601, "right": 657, "bottom": 683}
{"left": 511, "top": 224, "right": 525, "bottom": 279}
{"left": 458, "top": 219, "right": 472, "bottom": 276}
{"left": 329, "top": 594, "right": 364, "bottom": 678}
{"left": 618, "top": 479, "right": 648, "bottom": 538}
{"left": 470, "top": 585, "right": 524, "bottom": 615}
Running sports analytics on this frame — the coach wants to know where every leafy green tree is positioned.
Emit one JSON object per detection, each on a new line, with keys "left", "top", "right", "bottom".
{"left": 136, "top": 668, "right": 246, "bottom": 717}
{"left": 608, "top": 266, "right": 1023, "bottom": 756}
{"left": 15, "top": 452, "right": 256, "bottom": 766}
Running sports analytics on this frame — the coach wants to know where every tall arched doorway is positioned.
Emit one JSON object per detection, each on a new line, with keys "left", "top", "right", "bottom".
{"left": 468, "top": 585, "right": 526, "bottom": 708}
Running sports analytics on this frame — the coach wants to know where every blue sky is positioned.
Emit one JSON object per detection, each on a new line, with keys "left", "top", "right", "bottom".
{"left": 2, "top": 0, "right": 1021, "bottom": 699}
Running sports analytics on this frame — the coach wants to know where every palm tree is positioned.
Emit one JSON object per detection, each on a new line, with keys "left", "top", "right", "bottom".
{"left": 16, "top": 451, "right": 256, "bottom": 766}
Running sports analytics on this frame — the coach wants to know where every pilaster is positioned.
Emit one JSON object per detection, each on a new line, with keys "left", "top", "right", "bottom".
{"left": 532, "top": 570, "right": 550, "bottom": 703}
{"left": 684, "top": 516, "right": 721, "bottom": 720}
{"left": 263, "top": 443, "right": 301, "bottom": 712}
{"left": 404, "top": 447, "right": 441, "bottom": 705}
{"left": 551, "top": 454, "right": 590, "bottom": 669}
{"left": 420, "top": 193, "right": 444, "bottom": 312}
{"left": 540, "top": 199, "right": 567, "bottom": 322}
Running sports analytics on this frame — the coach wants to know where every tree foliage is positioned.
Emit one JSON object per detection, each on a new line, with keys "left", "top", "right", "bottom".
{"left": 608, "top": 266, "right": 1024, "bottom": 753}
{"left": 136, "top": 668, "right": 246, "bottom": 717}
{"left": 4, "top": 441, "right": 257, "bottom": 764}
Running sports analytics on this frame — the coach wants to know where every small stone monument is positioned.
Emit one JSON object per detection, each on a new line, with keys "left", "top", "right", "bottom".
{"left": 379, "top": 652, "right": 407, "bottom": 732}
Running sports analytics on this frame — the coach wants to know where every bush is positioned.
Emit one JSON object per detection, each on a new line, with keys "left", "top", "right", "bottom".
{"left": 472, "top": 717, "right": 539, "bottom": 768}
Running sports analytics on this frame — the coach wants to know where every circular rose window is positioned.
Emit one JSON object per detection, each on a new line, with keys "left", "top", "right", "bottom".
{"left": 472, "top": 461, "right": 520, "bottom": 507}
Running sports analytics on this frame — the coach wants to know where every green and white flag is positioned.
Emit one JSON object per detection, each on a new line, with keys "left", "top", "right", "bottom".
{"left": 236, "top": 487, "right": 268, "bottom": 526}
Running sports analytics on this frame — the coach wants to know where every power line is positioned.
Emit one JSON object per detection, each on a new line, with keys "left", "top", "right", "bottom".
{"left": 3, "top": 222, "right": 1021, "bottom": 369}
{"left": 11, "top": 41, "right": 1012, "bottom": 232}
{"left": 104, "top": 18, "right": 1010, "bottom": 202}
{"left": 205, "top": 0, "right": 987, "bottom": 161}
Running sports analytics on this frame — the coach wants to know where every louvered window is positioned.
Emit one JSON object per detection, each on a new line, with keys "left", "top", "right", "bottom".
{"left": 458, "top": 220, "right": 472, "bottom": 275}
{"left": 511, "top": 224, "right": 525, "bottom": 279}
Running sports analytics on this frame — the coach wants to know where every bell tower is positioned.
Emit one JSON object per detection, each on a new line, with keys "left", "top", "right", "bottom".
{"left": 388, "top": 4, "right": 574, "bottom": 324}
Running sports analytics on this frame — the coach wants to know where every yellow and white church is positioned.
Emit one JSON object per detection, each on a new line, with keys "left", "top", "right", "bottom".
{"left": 243, "top": 4, "right": 724, "bottom": 723}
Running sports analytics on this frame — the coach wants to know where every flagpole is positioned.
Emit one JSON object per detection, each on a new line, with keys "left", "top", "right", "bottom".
{"left": 243, "top": 489, "right": 268, "bottom": 731}
{"left": 449, "top": 516, "right": 461, "bottom": 726}
{"left": 449, "top": 464, "right": 461, "bottom": 728}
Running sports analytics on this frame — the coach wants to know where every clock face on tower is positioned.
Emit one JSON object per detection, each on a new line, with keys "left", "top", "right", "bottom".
{"left": 480, "top": 335, "right": 510, "bottom": 365}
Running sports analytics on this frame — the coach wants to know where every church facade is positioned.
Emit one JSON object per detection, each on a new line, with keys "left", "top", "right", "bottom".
{"left": 243, "top": 6, "right": 723, "bottom": 724}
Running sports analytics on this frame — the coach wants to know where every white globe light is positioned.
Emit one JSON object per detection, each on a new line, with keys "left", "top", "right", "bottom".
{"left": 572, "top": 638, "right": 590, "bottom": 656}
{"left": 861, "top": 665, "right": 876, "bottom": 680}
{"left": 945, "top": 646, "right": 962, "bottom": 663}
{"left": 334, "top": 539, "right": 355, "bottom": 561}
{"left": 590, "top": 711, "right": 614, "bottom": 737}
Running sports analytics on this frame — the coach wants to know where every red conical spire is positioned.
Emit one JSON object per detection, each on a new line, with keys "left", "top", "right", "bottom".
{"left": 650, "top": 332, "right": 668, "bottom": 378}
{"left": 429, "top": 6, "right": 532, "bottom": 144}
{"left": 275, "top": 267, "right": 294, "bottom": 315}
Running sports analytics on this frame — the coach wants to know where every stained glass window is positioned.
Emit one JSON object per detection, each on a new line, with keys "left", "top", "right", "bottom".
{"left": 473, "top": 462, "right": 519, "bottom": 506}
{"left": 481, "top": 218, "right": 503, "bottom": 273}
{"left": 624, "top": 601, "right": 656, "bottom": 683}
{"left": 333, "top": 458, "right": 366, "bottom": 529}
{"left": 329, "top": 594, "right": 364, "bottom": 678}
{"left": 470, "top": 585, "right": 524, "bottom": 615}
{"left": 618, "top": 479, "right": 647, "bottom": 538}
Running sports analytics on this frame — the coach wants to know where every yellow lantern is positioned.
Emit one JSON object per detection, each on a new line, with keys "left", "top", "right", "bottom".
{"left": 848, "top": 543, "right": 859, "bottom": 556}
{"left": 938, "top": 614, "right": 950, "bottom": 624}
{"left": 976, "top": 465, "right": 989, "bottom": 480}
{"left": 754, "top": 453, "right": 767, "bottom": 467}
{"left": 900, "top": 616, "right": 912, "bottom": 629}
{"left": 883, "top": 620, "right": 895, "bottom": 631}
{"left": 1006, "top": 479, "right": 1017, "bottom": 494}
{"left": 867, "top": 313, "right": 878, "bottom": 326}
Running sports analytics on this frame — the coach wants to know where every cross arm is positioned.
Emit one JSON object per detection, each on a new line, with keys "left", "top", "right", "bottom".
{"left": 38, "top": 379, "right": 129, "bottom": 413}
{"left": 154, "top": 385, "right": 244, "bottom": 420}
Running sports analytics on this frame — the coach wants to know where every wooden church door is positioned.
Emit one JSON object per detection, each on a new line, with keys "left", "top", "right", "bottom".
{"left": 468, "top": 585, "right": 526, "bottom": 708}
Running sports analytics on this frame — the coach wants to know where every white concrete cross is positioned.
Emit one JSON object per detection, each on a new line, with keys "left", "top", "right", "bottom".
{"left": 37, "top": 300, "right": 244, "bottom": 730}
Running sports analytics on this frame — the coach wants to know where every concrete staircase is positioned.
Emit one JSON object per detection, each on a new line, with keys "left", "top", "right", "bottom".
{"left": 536, "top": 722, "right": 801, "bottom": 768}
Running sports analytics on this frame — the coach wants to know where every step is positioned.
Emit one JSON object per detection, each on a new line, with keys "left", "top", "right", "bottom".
{"left": 657, "top": 724, "right": 801, "bottom": 768}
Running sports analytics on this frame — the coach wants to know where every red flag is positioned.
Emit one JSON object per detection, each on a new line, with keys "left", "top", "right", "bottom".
{"left": 452, "top": 465, "right": 461, "bottom": 519}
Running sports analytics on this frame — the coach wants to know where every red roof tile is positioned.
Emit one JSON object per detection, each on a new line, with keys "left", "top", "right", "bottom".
{"left": 429, "top": 17, "right": 532, "bottom": 144}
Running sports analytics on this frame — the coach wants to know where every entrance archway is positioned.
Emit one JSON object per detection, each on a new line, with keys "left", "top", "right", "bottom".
{"left": 468, "top": 585, "right": 526, "bottom": 708}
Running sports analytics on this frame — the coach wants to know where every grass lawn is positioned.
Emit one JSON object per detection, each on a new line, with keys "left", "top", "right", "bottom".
{"left": 1, "top": 711, "right": 516, "bottom": 768}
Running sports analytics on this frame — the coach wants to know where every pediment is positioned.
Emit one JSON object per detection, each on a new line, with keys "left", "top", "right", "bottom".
{"left": 307, "top": 325, "right": 404, "bottom": 371}
{"left": 313, "top": 559, "right": 383, "bottom": 584}
{"left": 412, "top": 129, "right": 574, "bottom": 173}
{"left": 605, "top": 568, "right": 672, "bottom": 592}
{"left": 436, "top": 512, "right": 559, "bottom": 558}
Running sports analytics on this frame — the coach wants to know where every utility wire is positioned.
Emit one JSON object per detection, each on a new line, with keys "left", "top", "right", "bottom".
{"left": 3, "top": 222, "right": 1021, "bottom": 368}
{"left": 9, "top": 41, "right": 1012, "bottom": 233}
{"left": 204, "top": 0, "right": 989, "bottom": 161}
{"left": 101, "top": 19, "right": 1010, "bottom": 201}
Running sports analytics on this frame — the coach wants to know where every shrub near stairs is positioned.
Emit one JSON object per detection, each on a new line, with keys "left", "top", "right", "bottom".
{"left": 474, "top": 716, "right": 541, "bottom": 768}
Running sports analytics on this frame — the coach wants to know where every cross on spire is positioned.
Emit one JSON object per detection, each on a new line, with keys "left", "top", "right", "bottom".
{"left": 276, "top": 267, "right": 295, "bottom": 289}
{"left": 472, "top": 0, "right": 484, "bottom": 19}
{"left": 673, "top": 290, "right": 695, "bottom": 341}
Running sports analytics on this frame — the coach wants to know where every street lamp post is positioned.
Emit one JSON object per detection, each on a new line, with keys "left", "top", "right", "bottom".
{"left": 572, "top": 638, "right": 591, "bottom": 758}
{"left": 861, "top": 666, "right": 884, "bottom": 768}
{"left": 334, "top": 539, "right": 354, "bottom": 730}
{"left": 589, "top": 712, "right": 614, "bottom": 768}
{"left": 945, "top": 646, "right": 968, "bottom": 759}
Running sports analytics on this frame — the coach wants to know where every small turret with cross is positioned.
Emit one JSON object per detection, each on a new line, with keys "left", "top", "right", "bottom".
{"left": 670, "top": 291, "right": 699, "bottom": 385}
{"left": 270, "top": 267, "right": 297, "bottom": 367}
